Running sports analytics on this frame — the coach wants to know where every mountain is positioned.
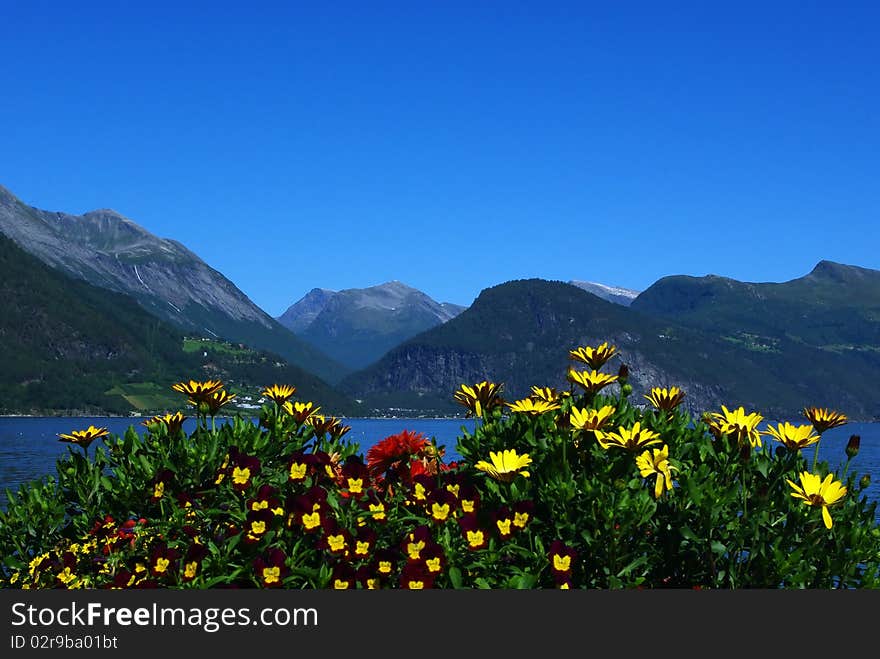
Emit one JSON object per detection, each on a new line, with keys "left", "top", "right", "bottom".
{"left": 568, "top": 280, "right": 640, "bottom": 306}
{"left": 341, "top": 278, "right": 880, "bottom": 420}
{"left": 0, "top": 231, "right": 359, "bottom": 416}
{"left": 277, "top": 288, "right": 337, "bottom": 333}
{"left": 277, "top": 281, "right": 468, "bottom": 371}
{"left": 630, "top": 260, "right": 880, "bottom": 351}
{"left": 0, "top": 184, "right": 345, "bottom": 383}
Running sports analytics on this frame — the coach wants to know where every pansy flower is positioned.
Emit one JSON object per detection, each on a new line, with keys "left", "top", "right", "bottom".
{"left": 244, "top": 509, "right": 275, "bottom": 544}
{"left": 286, "top": 487, "right": 328, "bottom": 532}
{"left": 228, "top": 447, "right": 261, "bottom": 492}
{"left": 548, "top": 540, "right": 577, "bottom": 580}
{"left": 400, "top": 562, "right": 434, "bottom": 590}
{"left": 420, "top": 544, "right": 446, "bottom": 576}
{"left": 331, "top": 562, "right": 357, "bottom": 590}
{"left": 427, "top": 490, "right": 457, "bottom": 525}
{"left": 150, "top": 469, "right": 175, "bottom": 503}
{"left": 512, "top": 500, "right": 535, "bottom": 530}
{"left": 410, "top": 473, "right": 436, "bottom": 505}
{"left": 457, "top": 484, "right": 481, "bottom": 514}
{"left": 458, "top": 514, "right": 488, "bottom": 550}
{"left": 353, "top": 528, "right": 377, "bottom": 559}
{"left": 493, "top": 506, "right": 515, "bottom": 541}
{"left": 182, "top": 544, "right": 209, "bottom": 583}
{"left": 149, "top": 543, "right": 180, "bottom": 579}
{"left": 356, "top": 566, "right": 382, "bottom": 590}
{"left": 340, "top": 457, "right": 370, "bottom": 497}
{"left": 319, "top": 521, "right": 350, "bottom": 556}
{"left": 402, "top": 526, "right": 432, "bottom": 561}
{"left": 287, "top": 450, "right": 310, "bottom": 483}
{"left": 253, "top": 548, "right": 288, "bottom": 588}
{"left": 373, "top": 549, "right": 400, "bottom": 579}
{"left": 246, "top": 484, "right": 284, "bottom": 516}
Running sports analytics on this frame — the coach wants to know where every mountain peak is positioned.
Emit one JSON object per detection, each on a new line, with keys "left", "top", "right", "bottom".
{"left": 806, "top": 260, "right": 878, "bottom": 284}
{"left": 568, "top": 280, "right": 640, "bottom": 306}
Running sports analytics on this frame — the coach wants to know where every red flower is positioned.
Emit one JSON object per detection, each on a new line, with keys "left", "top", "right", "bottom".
{"left": 367, "top": 430, "right": 430, "bottom": 479}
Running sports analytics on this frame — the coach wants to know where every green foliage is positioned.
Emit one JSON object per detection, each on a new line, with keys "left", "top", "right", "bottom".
{"left": 2, "top": 354, "right": 878, "bottom": 589}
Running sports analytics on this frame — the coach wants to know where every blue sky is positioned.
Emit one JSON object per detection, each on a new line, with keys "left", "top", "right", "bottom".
{"left": 1, "top": 1, "right": 877, "bottom": 314}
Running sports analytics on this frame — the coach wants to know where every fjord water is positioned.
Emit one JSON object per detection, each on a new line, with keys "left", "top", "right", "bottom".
{"left": 1, "top": 417, "right": 878, "bottom": 523}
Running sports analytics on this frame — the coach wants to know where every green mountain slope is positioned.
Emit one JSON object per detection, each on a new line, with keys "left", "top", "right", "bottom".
{"left": 630, "top": 261, "right": 880, "bottom": 351}
{"left": 341, "top": 278, "right": 880, "bottom": 420}
{"left": 0, "top": 183, "right": 346, "bottom": 384}
{"left": 0, "top": 233, "right": 359, "bottom": 416}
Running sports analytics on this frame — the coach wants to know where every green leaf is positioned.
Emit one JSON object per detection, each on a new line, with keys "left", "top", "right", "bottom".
{"left": 448, "top": 566, "right": 463, "bottom": 589}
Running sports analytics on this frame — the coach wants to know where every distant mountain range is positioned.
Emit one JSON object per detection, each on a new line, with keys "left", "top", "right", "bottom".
{"left": 340, "top": 273, "right": 880, "bottom": 420}
{"left": 3, "top": 181, "right": 878, "bottom": 421}
{"left": 0, "top": 184, "right": 344, "bottom": 384}
{"left": 277, "top": 281, "right": 467, "bottom": 370}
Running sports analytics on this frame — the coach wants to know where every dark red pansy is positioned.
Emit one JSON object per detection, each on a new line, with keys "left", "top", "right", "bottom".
{"left": 244, "top": 508, "right": 275, "bottom": 544}
{"left": 149, "top": 543, "right": 180, "bottom": 579}
{"left": 512, "top": 500, "right": 535, "bottom": 530}
{"left": 457, "top": 513, "right": 488, "bottom": 550}
{"left": 493, "top": 506, "right": 514, "bottom": 541}
{"left": 427, "top": 490, "right": 457, "bottom": 524}
{"left": 330, "top": 562, "right": 357, "bottom": 590}
{"left": 253, "top": 548, "right": 288, "bottom": 588}
{"left": 181, "top": 543, "right": 209, "bottom": 582}
{"left": 400, "top": 562, "right": 434, "bottom": 590}
{"left": 548, "top": 540, "right": 578, "bottom": 578}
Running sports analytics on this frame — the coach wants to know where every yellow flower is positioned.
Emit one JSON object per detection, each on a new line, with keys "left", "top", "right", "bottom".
{"left": 569, "top": 405, "right": 616, "bottom": 432}
{"left": 569, "top": 342, "right": 618, "bottom": 370}
{"left": 566, "top": 368, "right": 619, "bottom": 394}
{"left": 171, "top": 379, "right": 224, "bottom": 402}
{"left": 283, "top": 400, "right": 320, "bottom": 424}
{"left": 530, "top": 386, "right": 568, "bottom": 403}
{"left": 142, "top": 412, "right": 187, "bottom": 435}
{"left": 644, "top": 386, "right": 686, "bottom": 411}
{"left": 454, "top": 381, "right": 505, "bottom": 418}
{"left": 787, "top": 471, "right": 847, "bottom": 529}
{"left": 705, "top": 405, "right": 764, "bottom": 448}
{"left": 595, "top": 421, "right": 662, "bottom": 451}
{"left": 762, "top": 422, "right": 821, "bottom": 451}
{"left": 474, "top": 449, "right": 532, "bottom": 482}
{"left": 635, "top": 444, "right": 676, "bottom": 498}
{"left": 262, "top": 384, "right": 297, "bottom": 405}
{"left": 506, "top": 398, "right": 561, "bottom": 415}
{"left": 802, "top": 407, "right": 848, "bottom": 433}
{"left": 58, "top": 425, "right": 109, "bottom": 450}
{"left": 201, "top": 389, "right": 236, "bottom": 416}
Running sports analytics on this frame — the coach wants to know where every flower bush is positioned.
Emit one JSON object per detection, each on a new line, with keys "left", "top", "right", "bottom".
{"left": 1, "top": 345, "right": 879, "bottom": 589}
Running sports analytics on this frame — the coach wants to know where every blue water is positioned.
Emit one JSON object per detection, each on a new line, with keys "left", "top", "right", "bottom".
{"left": 1, "top": 417, "right": 879, "bottom": 522}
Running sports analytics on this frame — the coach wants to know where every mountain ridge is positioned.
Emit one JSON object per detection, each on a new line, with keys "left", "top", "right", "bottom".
{"left": 278, "top": 280, "right": 467, "bottom": 371}
{"left": 0, "top": 183, "right": 346, "bottom": 383}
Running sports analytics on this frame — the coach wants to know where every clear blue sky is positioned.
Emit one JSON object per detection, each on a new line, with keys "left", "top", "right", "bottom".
{"left": 1, "top": 1, "right": 877, "bottom": 314}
